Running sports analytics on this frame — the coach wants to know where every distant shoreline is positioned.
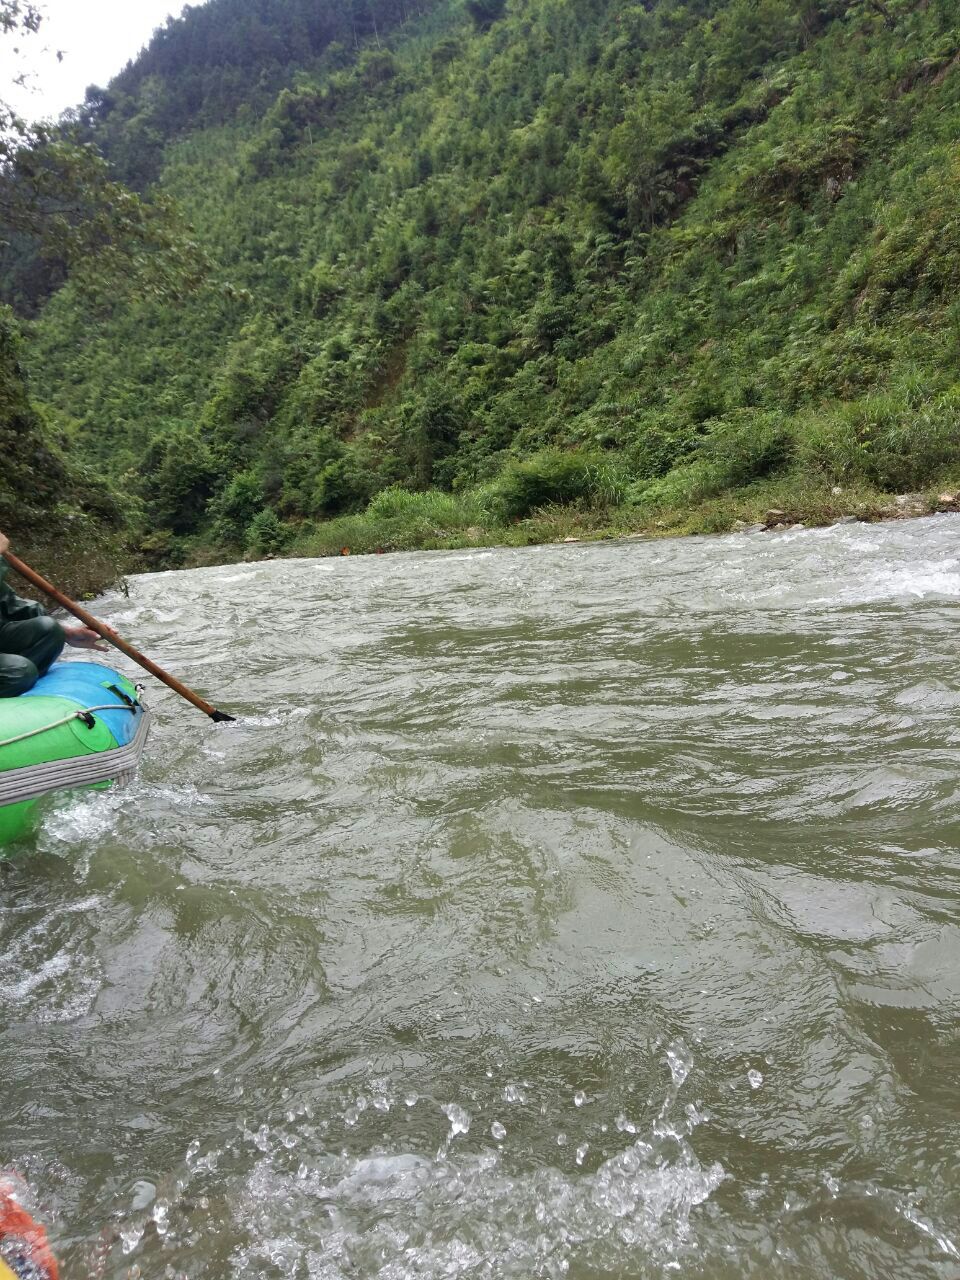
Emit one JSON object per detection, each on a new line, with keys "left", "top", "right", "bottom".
{"left": 166, "top": 483, "right": 960, "bottom": 573}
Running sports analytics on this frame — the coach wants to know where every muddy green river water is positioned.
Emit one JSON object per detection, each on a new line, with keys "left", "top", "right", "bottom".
{"left": 2, "top": 518, "right": 960, "bottom": 1279}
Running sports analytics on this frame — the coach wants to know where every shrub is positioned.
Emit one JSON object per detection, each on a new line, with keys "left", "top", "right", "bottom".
{"left": 245, "top": 507, "right": 290, "bottom": 556}
{"left": 367, "top": 486, "right": 467, "bottom": 528}
{"left": 301, "top": 263, "right": 343, "bottom": 319}
{"left": 208, "top": 469, "right": 263, "bottom": 545}
{"left": 293, "top": 493, "right": 481, "bottom": 557}
{"left": 629, "top": 462, "right": 715, "bottom": 509}
{"left": 140, "top": 428, "right": 218, "bottom": 535}
{"left": 137, "top": 528, "right": 186, "bottom": 570}
{"left": 313, "top": 456, "right": 377, "bottom": 516}
{"left": 863, "top": 394, "right": 960, "bottom": 491}
{"left": 696, "top": 410, "right": 794, "bottom": 488}
{"left": 628, "top": 422, "right": 689, "bottom": 481}
{"left": 796, "top": 391, "right": 960, "bottom": 490}
{"left": 794, "top": 408, "right": 868, "bottom": 485}
{"left": 490, "top": 449, "right": 627, "bottom": 520}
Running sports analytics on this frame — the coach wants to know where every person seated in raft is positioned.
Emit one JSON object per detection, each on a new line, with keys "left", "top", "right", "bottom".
{"left": 0, "top": 531, "right": 108, "bottom": 698}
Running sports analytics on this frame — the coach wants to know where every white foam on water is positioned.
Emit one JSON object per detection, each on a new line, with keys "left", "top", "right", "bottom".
{"left": 211, "top": 570, "right": 265, "bottom": 584}
{"left": 38, "top": 787, "right": 133, "bottom": 846}
{"left": 229, "top": 1134, "right": 724, "bottom": 1279}
{"left": 808, "top": 566, "right": 960, "bottom": 606}
{"left": 897, "top": 1198, "right": 960, "bottom": 1259}
{"left": 234, "top": 706, "right": 313, "bottom": 729}
{"left": 222, "top": 1045, "right": 724, "bottom": 1280}
{"left": 34, "top": 776, "right": 216, "bottom": 850}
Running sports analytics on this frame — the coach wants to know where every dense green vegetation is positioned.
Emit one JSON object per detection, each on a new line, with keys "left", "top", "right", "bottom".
{"left": 0, "top": 306, "right": 129, "bottom": 592}
{"left": 9, "top": 0, "right": 960, "bottom": 565}
{"left": 0, "top": 0, "right": 196, "bottom": 590}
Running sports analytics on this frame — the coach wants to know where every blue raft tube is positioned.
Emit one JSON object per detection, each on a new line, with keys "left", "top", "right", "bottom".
{"left": 0, "top": 660, "right": 151, "bottom": 845}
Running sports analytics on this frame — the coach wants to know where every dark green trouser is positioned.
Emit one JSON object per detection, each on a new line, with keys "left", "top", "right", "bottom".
{"left": 0, "top": 616, "right": 66, "bottom": 698}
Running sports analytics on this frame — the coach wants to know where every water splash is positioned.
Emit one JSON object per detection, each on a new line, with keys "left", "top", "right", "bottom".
{"left": 441, "top": 1103, "right": 471, "bottom": 1140}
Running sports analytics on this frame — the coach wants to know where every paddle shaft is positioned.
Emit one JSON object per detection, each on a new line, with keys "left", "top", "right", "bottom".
{"left": 2, "top": 551, "right": 234, "bottom": 722}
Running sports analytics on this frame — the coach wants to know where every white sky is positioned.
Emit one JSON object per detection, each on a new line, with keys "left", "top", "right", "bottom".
{"left": 5, "top": 0, "right": 195, "bottom": 123}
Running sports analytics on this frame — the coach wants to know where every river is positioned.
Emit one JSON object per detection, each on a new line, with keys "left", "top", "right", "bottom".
{"left": 2, "top": 517, "right": 959, "bottom": 1279}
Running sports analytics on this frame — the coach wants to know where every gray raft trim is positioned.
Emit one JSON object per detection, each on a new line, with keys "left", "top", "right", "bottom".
{"left": 0, "top": 707, "right": 152, "bottom": 808}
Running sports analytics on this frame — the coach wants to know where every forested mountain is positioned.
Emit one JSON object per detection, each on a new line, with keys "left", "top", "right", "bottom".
{"left": 88, "top": 0, "right": 444, "bottom": 184}
{"left": 9, "top": 0, "right": 960, "bottom": 566}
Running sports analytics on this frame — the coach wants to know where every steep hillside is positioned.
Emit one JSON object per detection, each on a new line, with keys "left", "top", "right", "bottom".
{"left": 23, "top": 0, "right": 960, "bottom": 562}
{"left": 0, "top": 307, "right": 128, "bottom": 592}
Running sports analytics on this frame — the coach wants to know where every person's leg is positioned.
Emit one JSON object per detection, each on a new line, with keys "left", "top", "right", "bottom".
{"left": 0, "top": 617, "right": 65, "bottom": 680}
{"left": 0, "top": 653, "right": 40, "bottom": 697}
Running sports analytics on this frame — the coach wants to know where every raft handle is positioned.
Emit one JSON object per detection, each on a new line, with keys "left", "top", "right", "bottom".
{"left": 106, "top": 683, "right": 137, "bottom": 709}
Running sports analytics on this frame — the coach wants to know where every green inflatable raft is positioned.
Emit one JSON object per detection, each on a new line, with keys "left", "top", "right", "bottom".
{"left": 0, "top": 660, "right": 151, "bottom": 845}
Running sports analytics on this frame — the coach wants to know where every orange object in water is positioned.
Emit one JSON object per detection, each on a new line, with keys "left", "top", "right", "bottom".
{"left": 0, "top": 1180, "right": 59, "bottom": 1280}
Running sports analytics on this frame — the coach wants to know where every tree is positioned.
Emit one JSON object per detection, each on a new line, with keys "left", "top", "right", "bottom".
{"left": 0, "top": 2, "right": 42, "bottom": 43}
{"left": 140, "top": 429, "right": 218, "bottom": 534}
{"left": 465, "top": 0, "right": 506, "bottom": 31}
{"left": 0, "top": 301, "right": 129, "bottom": 589}
{"left": 0, "top": 0, "right": 208, "bottom": 305}
{"left": 0, "top": 138, "right": 208, "bottom": 301}
{"left": 0, "top": 1, "right": 176, "bottom": 584}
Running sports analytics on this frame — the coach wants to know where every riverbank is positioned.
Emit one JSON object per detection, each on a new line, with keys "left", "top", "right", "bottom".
{"left": 4, "top": 533, "right": 130, "bottom": 603}
{"left": 274, "top": 477, "right": 960, "bottom": 561}
{"left": 122, "top": 461, "right": 960, "bottom": 577}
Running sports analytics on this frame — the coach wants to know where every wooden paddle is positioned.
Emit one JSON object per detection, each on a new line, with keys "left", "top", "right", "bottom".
{"left": 2, "top": 550, "right": 236, "bottom": 723}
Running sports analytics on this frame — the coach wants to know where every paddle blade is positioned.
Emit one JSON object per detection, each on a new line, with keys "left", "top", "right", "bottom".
{"left": 210, "top": 709, "right": 237, "bottom": 723}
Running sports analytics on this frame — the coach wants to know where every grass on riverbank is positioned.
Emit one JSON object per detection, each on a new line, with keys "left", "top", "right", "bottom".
{"left": 283, "top": 474, "right": 960, "bottom": 561}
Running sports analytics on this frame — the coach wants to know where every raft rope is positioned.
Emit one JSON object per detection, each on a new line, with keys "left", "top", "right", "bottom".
{"left": 0, "top": 704, "right": 137, "bottom": 751}
{"left": 0, "top": 704, "right": 152, "bottom": 809}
